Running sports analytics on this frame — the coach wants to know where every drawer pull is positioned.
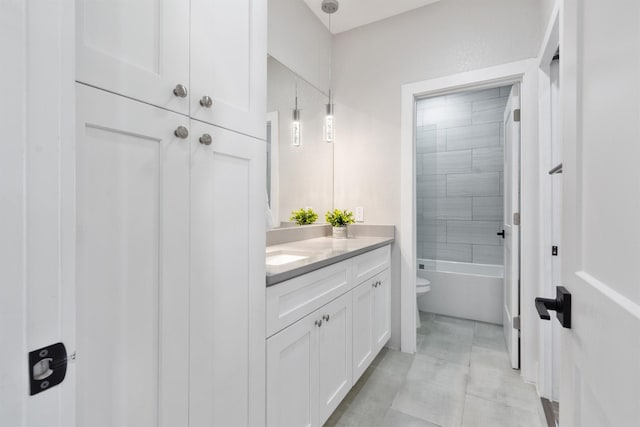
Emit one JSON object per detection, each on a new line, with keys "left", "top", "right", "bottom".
{"left": 315, "top": 319, "right": 323, "bottom": 327}
{"left": 323, "top": 314, "right": 330, "bottom": 322}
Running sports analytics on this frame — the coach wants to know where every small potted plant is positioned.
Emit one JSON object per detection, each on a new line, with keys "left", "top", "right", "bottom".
{"left": 325, "top": 209, "right": 355, "bottom": 239}
{"left": 290, "top": 208, "right": 318, "bottom": 225}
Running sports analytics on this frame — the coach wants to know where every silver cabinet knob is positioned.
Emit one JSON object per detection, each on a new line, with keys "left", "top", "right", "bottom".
{"left": 173, "top": 84, "right": 188, "bottom": 98}
{"left": 199, "top": 134, "right": 212, "bottom": 145}
{"left": 199, "top": 95, "right": 213, "bottom": 108}
{"left": 174, "top": 126, "right": 189, "bottom": 139}
{"left": 315, "top": 319, "right": 323, "bottom": 327}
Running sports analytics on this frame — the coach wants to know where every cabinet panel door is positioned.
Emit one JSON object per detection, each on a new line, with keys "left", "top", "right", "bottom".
{"left": 318, "top": 292, "right": 353, "bottom": 425}
{"left": 190, "top": 121, "right": 266, "bottom": 427}
{"left": 267, "top": 315, "right": 319, "bottom": 427}
{"left": 352, "top": 279, "right": 375, "bottom": 383}
{"left": 190, "top": 0, "right": 266, "bottom": 138}
{"left": 76, "top": 0, "right": 189, "bottom": 114}
{"left": 373, "top": 269, "right": 391, "bottom": 353}
{"left": 76, "top": 84, "right": 190, "bottom": 427}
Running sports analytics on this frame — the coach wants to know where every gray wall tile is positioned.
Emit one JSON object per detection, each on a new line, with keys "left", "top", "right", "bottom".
{"left": 437, "top": 198, "right": 472, "bottom": 220}
{"left": 417, "top": 175, "right": 447, "bottom": 198}
{"left": 446, "top": 88, "right": 500, "bottom": 105}
{"left": 437, "top": 243, "right": 473, "bottom": 263}
{"left": 416, "top": 85, "right": 510, "bottom": 266}
{"left": 471, "top": 97, "right": 509, "bottom": 124}
{"left": 446, "top": 123, "right": 500, "bottom": 151}
{"left": 447, "top": 221, "right": 502, "bottom": 245}
{"left": 472, "top": 147, "right": 504, "bottom": 173}
{"left": 472, "top": 245, "right": 504, "bottom": 264}
{"left": 417, "top": 96, "right": 447, "bottom": 110}
{"left": 423, "top": 150, "right": 472, "bottom": 175}
{"left": 418, "top": 220, "right": 446, "bottom": 243}
{"left": 473, "top": 197, "right": 503, "bottom": 221}
{"left": 447, "top": 173, "right": 500, "bottom": 197}
{"left": 422, "top": 103, "right": 472, "bottom": 128}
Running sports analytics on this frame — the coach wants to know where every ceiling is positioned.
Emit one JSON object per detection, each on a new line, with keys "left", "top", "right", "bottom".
{"left": 303, "top": 0, "right": 441, "bottom": 34}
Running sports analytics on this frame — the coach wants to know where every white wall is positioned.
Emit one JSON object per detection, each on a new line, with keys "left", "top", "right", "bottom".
{"left": 538, "top": 0, "right": 557, "bottom": 49}
{"left": 332, "top": 0, "right": 544, "bottom": 351}
{"left": 268, "top": 0, "right": 332, "bottom": 91}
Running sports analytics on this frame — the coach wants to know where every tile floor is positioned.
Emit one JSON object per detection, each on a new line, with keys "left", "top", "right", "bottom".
{"left": 324, "top": 312, "right": 546, "bottom": 427}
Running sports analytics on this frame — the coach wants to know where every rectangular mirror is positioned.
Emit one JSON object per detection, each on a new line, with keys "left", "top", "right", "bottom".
{"left": 267, "top": 56, "right": 334, "bottom": 227}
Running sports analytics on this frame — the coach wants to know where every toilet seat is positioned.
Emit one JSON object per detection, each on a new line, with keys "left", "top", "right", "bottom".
{"left": 416, "top": 276, "right": 431, "bottom": 295}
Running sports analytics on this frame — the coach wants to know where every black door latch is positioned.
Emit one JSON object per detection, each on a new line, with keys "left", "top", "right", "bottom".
{"left": 535, "top": 286, "right": 571, "bottom": 328}
{"left": 28, "top": 342, "right": 70, "bottom": 395}
{"left": 497, "top": 230, "right": 505, "bottom": 239}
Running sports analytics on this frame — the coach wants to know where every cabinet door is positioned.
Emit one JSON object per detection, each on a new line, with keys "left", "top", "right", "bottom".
{"left": 76, "top": 84, "right": 190, "bottom": 427}
{"left": 190, "top": 0, "right": 266, "bottom": 138}
{"left": 267, "top": 314, "right": 319, "bottom": 427}
{"left": 318, "top": 292, "right": 353, "bottom": 425}
{"left": 373, "top": 269, "right": 391, "bottom": 353}
{"left": 190, "top": 120, "right": 266, "bottom": 427}
{"left": 352, "top": 279, "right": 376, "bottom": 383}
{"left": 76, "top": 0, "right": 189, "bottom": 115}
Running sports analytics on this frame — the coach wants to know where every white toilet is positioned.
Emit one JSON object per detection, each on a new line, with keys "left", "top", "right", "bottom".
{"left": 416, "top": 276, "right": 431, "bottom": 328}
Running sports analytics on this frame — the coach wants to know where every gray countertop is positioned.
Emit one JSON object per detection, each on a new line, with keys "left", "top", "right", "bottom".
{"left": 266, "top": 236, "right": 394, "bottom": 286}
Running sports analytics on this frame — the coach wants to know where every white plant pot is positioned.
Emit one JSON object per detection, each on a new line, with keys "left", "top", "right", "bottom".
{"left": 332, "top": 226, "right": 348, "bottom": 239}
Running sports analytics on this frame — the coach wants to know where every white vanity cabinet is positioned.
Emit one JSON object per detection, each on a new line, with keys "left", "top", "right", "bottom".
{"left": 266, "top": 245, "right": 391, "bottom": 427}
{"left": 352, "top": 267, "right": 391, "bottom": 382}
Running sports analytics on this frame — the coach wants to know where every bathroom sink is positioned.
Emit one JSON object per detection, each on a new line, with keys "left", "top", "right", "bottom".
{"left": 266, "top": 252, "right": 309, "bottom": 266}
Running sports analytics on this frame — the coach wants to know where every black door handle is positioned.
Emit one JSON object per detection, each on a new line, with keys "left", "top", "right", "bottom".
{"left": 497, "top": 230, "right": 505, "bottom": 238}
{"left": 535, "top": 286, "right": 571, "bottom": 328}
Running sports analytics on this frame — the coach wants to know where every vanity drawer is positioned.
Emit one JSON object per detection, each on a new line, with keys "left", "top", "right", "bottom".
{"left": 352, "top": 245, "right": 390, "bottom": 285}
{"left": 266, "top": 259, "right": 351, "bottom": 337}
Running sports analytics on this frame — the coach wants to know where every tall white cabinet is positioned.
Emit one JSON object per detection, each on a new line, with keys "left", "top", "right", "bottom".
{"left": 75, "top": 1, "right": 266, "bottom": 425}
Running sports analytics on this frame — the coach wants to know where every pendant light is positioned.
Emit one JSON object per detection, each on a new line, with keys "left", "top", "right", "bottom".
{"left": 292, "top": 85, "right": 301, "bottom": 147}
{"left": 322, "top": 0, "right": 338, "bottom": 143}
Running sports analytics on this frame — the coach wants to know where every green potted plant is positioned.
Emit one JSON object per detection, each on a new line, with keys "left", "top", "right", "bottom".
{"left": 290, "top": 208, "right": 318, "bottom": 225}
{"left": 325, "top": 209, "right": 355, "bottom": 239}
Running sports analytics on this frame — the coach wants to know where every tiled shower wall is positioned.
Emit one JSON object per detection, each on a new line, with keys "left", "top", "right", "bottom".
{"left": 416, "top": 86, "right": 511, "bottom": 265}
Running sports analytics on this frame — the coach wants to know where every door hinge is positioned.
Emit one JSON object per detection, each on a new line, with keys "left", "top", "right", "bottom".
{"left": 513, "top": 315, "right": 521, "bottom": 331}
{"left": 513, "top": 212, "right": 520, "bottom": 226}
{"left": 514, "top": 109, "right": 521, "bottom": 122}
{"left": 29, "top": 343, "right": 71, "bottom": 395}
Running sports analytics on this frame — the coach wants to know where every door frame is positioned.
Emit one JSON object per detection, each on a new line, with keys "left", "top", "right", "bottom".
{"left": 536, "top": 4, "right": 561, "bottom": 401}
{"left": 0, "top": 1, "right": 76, "bottom": 425}
{"left": 399, "top": 58, "right": 540, "bottom": 382}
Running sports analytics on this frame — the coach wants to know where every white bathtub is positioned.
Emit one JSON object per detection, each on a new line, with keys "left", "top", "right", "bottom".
{"left": 417, "top": 259, "right": 504, "bottom": 325}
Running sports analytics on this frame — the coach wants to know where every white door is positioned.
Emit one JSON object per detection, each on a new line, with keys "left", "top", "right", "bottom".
{"left": 189, "top": 120, "right": 266, "bottom": 427}
{"left": 76, "top": 0, "right": 189, "bottom": 115}
{"left": 266, "top": 314, "right": 319, "bottom": 427}
{"left": 190, "top": 0, "right": 266, "bottom": 139}
{"left": 559, "top": 1, "right": 640, "bottom": 426}
{"left": 352, "top": 280, "right": 375, "bottom": 382}
{"left": 76, "top": 84, "right": 190, "bottom": 426}
{"left": 318, "top": 293, "right": 353, "bottom": 425}
{"left": 373, "top": 270, "right": 391, "bottom": 353}
{"left": 502, "top": 85, "right": 521, "bottom": 370}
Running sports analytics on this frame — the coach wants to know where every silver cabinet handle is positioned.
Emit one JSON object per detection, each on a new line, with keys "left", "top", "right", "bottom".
{"left": 174, "top": 126, "right": 189, "bottom": 139}
{"left": 199, "top": 134, "right": 212, "bottom": 145}
{"left": 315, "top": 319, "right": 323, "bottom": 327}
{"left": 200, "top": 95, "right": 213, "bottom": 108}
{"left": 323, "top": 314, "right": 330, "bottom": 322}
{"left": 173, "top": 84, "right": 188, "bottom": 98}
